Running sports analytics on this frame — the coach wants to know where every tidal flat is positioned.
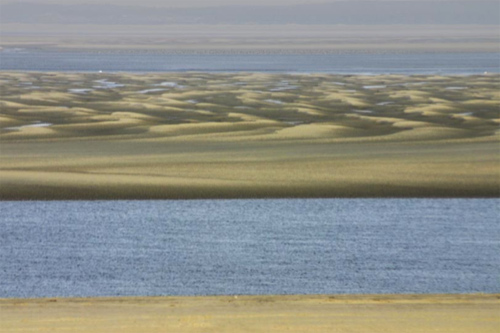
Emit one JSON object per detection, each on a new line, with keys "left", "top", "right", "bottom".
{"left": 0, "top": 72, "right": 499, "bottom": 199}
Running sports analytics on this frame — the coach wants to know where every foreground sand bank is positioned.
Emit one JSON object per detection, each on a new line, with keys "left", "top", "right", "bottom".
{"left": 1, "top": 73, "right": 499, "bottom": 199}
{"left": 1, "top": 294, "right": 499, "bottom": 332}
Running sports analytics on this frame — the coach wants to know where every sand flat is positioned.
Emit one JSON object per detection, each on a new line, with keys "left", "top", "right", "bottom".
{"left": 0, "top": 294, "right": 499, "bottom": 333}
{"left": 1, "top": 72, "right": 499, "bottom": 199}
{"left": 1, "top": 24, "right": 498, "bottom": 53}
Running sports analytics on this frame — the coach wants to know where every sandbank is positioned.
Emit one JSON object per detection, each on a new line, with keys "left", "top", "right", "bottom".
{"left": 1, "top": 72, "right": 499, "bottom": 200}
{"left": 1, "top": 294, "right": 499, "bottom": 332}
{"left": 1, "top": 24, "right": 498, "bottom": 53}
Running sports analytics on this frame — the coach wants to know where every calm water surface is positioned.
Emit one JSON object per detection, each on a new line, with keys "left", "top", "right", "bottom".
{"left": 1, "top": 51, "right": 498, "bottom": 74}
{"left": 1, "top": 199, "right": 499, "bottom": 298}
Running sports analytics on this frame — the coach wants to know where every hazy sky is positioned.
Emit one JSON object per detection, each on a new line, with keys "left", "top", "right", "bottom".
{"left": 4, "top": 0, "right": 482, "bottom": 7}
{"left": 6, "top": 0, "right": 325, "bottom": 6}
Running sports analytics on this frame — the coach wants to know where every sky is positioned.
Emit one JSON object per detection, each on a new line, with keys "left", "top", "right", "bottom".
{"left": 3, "top": 0, "right": 483, "bottom": 7}
{"left": 3, "top": 0, "right": 496, "bottom": 26}
{"left": 6, "top": 0, "right": 323, "bottom": 6}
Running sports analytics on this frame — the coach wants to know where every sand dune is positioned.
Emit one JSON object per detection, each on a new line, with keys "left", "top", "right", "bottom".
{"left": 1, "top": 72, "right": 499, "bottom": 199}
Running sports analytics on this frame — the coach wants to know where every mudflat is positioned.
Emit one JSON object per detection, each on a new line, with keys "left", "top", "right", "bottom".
{"left": 1, "top": 72, "right": 499, "bottom": 199}
{"left": 0, "top": 294, "right": 499, "bottom": 333}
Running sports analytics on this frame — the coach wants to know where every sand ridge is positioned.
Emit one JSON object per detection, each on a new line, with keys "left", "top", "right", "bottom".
{"left": 0, "top": 72, "right": 499, "bottom": 199}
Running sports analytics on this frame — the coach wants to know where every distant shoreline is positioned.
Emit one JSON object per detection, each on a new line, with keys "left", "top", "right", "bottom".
{"left": 2, "top": 24, "right": 498, "bottom": 55}
{"left": 3, "top": 46, "right": 499, "bottom": 55}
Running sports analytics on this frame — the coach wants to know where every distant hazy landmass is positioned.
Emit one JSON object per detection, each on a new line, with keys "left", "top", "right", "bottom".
{"left": 2, "top": 1, "right": 499, "bottom": 25}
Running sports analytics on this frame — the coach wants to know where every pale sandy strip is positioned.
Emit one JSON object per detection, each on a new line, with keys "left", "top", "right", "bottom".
{"left": 0, "top": 295, "right": 499, "bottom": 333}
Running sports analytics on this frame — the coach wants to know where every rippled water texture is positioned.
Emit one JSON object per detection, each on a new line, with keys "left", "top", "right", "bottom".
{"left": 1, "top": 199, "right": 499, "bottom": 298}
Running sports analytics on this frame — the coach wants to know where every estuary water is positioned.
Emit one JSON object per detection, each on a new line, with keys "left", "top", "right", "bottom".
{"left": 1, "top": 50, "right": 499, "bottom": 74}
{"left": 1, "top": 199, "right": 499, "bottom": 298}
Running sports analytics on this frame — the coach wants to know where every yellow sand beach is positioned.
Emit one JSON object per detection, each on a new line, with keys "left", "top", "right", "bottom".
{"left": 1, "top": 294, "right": 499, "bottom": 333}
{"left": 1, "top": 72, "right": 499, "bottom": 199}
{"left": 1, "top": 72, "right": 499, "bottom": 332}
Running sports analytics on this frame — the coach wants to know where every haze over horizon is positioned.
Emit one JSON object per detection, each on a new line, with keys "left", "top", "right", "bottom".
{"left": 2, "top": 0, "right": 498, "bottom": 25}
{"left": 3, "top": 0, "right": 489, "bottom": 7}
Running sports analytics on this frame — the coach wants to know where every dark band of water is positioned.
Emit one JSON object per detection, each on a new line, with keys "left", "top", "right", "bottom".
{"left": 1, "top": 199, "right": 498, "bottom": 298}
{"left": 1, "top": 51, "right": 498, "bottom": 74}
